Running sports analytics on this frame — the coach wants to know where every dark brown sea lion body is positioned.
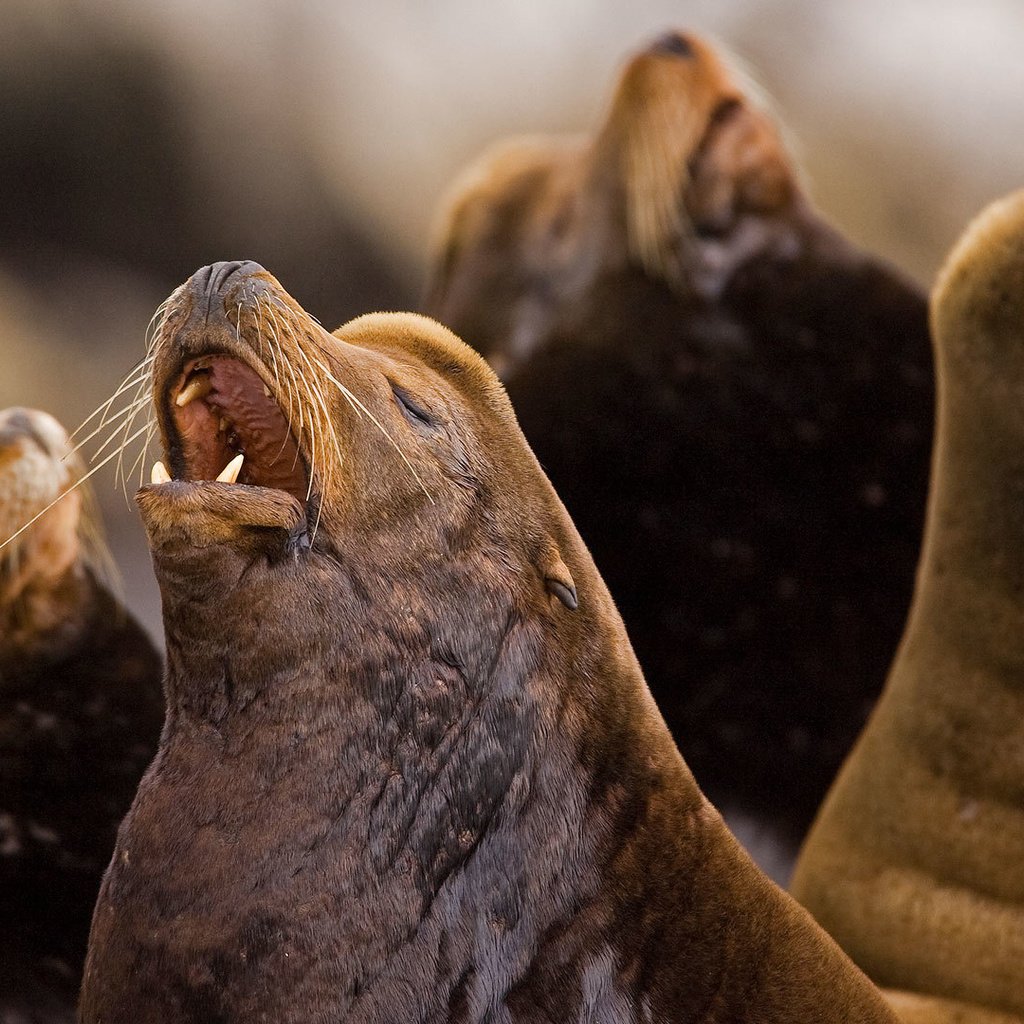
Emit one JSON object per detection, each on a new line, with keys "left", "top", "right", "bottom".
{"left": 0, "top": 408, "right": 163, "bottom": 1022}
{"left": 80, "top": 261, "right": 896, "bottom": 1022}
{"left": 425, "top": 32, "right": 933, "bottom": 853}
{"left": 791, "top": 193, "right": 1024, "bottom": 1023}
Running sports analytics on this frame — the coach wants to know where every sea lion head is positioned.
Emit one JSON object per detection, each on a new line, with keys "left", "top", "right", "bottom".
{"left": 932, "top": 188, "right": 1024, "bottom": 432}
{"left": 139, "top": 260, "right": 601, "bottom": 712}
{"left": 0, "top": 407, "right": 109, "bottom": 645}
{"left": 598, "top": 30, "right": 797, "bottom": 286}
{"left": 428, "top": 29, "right": 802, "bottom": 349}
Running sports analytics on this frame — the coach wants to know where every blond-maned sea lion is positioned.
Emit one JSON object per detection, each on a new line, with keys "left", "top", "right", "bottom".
{"left": 790, "top": 191, "right": 1024, "bottom": 1022}
{"left": 79, "top": 260, "right": 898, "bottom": 1022}
{"left": 0, "top": 408, "right": 163, "bottom": 1022}
{"left": 424, "top": 30, "right": 933, "bottom": 859}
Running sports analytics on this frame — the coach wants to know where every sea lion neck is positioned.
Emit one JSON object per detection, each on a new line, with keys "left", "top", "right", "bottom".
{"left": 790, "top": 191, "right": 1024, "bottom": 1020}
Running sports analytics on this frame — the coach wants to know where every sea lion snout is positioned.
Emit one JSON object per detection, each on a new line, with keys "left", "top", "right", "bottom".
{"left": 648, "top": 31, "right": 696, "bottom": 59}
{"left": 188, "top": 259, "right": 267, "bottom": 311}
{"left": 0, "top": 407, "right": 80, "bottom": 565}
{"left": 145, "top": 262, "right": 321, "bottom": 539}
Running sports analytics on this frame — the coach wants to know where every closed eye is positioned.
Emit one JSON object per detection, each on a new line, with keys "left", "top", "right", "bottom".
{"left": 391, "top": 382, "right": 435, "bottom": 427}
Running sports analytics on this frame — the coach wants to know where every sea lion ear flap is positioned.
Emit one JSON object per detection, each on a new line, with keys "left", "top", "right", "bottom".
{"left": 543, "top": 552, "right": 578, "bottom": 611}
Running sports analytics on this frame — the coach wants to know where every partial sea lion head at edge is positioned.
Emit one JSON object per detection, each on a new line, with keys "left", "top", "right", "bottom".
{"left": 790, "top": 190, "right": 1024, "bottom": 1023}
{"left": 0, "top": 406, "right": 163, "bottom": 1018}
{"left": 82, "top": 260, "right": 896, "bottom": 1022}
{"left": 427, "top": 28, "right": 808, "bottom": 365}
{"left": 0, "top": 406, "right": 114, "bottom": 655}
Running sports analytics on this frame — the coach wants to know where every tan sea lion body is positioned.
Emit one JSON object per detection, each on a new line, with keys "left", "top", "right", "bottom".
{"left": 791, "top": 192, "right": 1024, "bottom": 1022}
{"left": 0, "top": 408, "right": 164, "bottom": 1022}
{"left": 80, "top": 261, "right": 896, "bottom": 1022}
{"left": 425, "top": 31, "right": 933, "bottom": 859}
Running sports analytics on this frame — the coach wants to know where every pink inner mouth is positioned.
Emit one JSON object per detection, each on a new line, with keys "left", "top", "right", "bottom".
{"left": 170, "top": 355, "right": 309, "bottom": 503}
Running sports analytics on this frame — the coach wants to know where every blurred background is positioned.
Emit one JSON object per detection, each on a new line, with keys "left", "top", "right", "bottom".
{"left": 1, "top": 0, "right": 1022, "bottom": 641}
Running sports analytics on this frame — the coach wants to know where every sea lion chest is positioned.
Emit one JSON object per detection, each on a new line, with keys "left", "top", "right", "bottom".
{"left": 80, "top": 673, "right": 611, "bottom": 1024}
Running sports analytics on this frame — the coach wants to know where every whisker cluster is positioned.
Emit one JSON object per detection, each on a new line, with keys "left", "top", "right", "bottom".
{"left": 0, "top": 298, "right": 169, "bottom": 558}
{"left": 242, "top": 291, "right": 433, "bottom": 526}
{"left": 1, "top": 283, "right": 433, "bottom": 559}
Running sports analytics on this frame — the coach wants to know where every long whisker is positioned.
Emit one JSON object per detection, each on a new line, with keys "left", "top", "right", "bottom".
{"left": 128, "top": 420, "right": 158, "bottom": 490}
{"left": 308, "top": 343, "right": 433, "bottom": 502}
{"left": 76, "top": 394, "right": 152, "bottom": 473}
{"left": 242, "top": 299, "right": 319, "bottom": 499}
{"left": 282, "top": 321, "right": 343, "bottom": 530}
{"left": 0, "top": 421, "right": 152, "bottom": 554}
{"left": 256, "top": 299, "right": 297, "bottom": 466}
{"left": 144, "top": 296, "right": 171, "bottom": 353}
{"left": 63, "top": 389, "right": 152, "bottom": 463}
{"left": 65, "top": 354, "right": 154, "bottom": 447}
{"left": 115, "top": 376, "right": 154, "bottom": 504}
{"left": 266, "top": 304, "right": 307, "bottom": 469}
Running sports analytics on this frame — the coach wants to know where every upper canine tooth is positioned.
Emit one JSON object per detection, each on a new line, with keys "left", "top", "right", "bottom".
{"left": 216, "top": 452, "right": 244, "bottom": 484}
{"left": 150, "top": 461, "right": 171, "bottom": 485}
{"left": 175, "top": 374, "right": 213, "bottom": 408}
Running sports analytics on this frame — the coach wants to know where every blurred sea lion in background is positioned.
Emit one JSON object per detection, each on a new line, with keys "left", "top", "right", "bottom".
{"left": 80, "top": 261, "right": 897, "bottom": 1023}
{"left": 791, "top": 192, "right": 1024, "bottom": 1023}
{"left": 425, "top": 30, "right": 934, "bottom": 866}
{"left": 0, "top": 408, "right": 163, "bottom": 1022}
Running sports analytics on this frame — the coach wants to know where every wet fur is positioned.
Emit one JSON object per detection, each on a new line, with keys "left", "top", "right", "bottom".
{"left": 80, "top": 264, "right": 896, "bottom": 1022}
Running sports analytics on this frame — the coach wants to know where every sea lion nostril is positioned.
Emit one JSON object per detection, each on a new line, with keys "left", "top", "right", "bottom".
{"left": 649, "top": 32, "right": 695, "bottom": 59}
{"left": 210, "top": 260, "right": 263, "bottom": 295}
{"left": 190, "top": 261, "right": 266, "bottom": 302}
{"left": 188, "top": 260, "right": 267, "bottom": 324}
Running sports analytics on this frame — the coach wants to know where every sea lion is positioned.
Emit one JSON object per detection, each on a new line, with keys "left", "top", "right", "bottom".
{"left": 790, "top": 191, "right": 1024, "bottom": 1022}
{"left": 425, "top": 30, "right": 934, "bottom": 861}
{"left": 0, "top": 407, "right": 163, "bottom": 1022}
{"left": 80, "top": 260, "right": 897, "bottom": 1022}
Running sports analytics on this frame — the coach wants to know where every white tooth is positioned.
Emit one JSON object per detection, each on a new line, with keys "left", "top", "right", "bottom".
{"left": 150, "top": 461, "right": 171, "bottom": 485}
{"left": 175, "top": 374, "right": 212, "bottom": 408}
{"left": 216, "top": 452, "right": 244, "bottom": 484}
{"left": 218, "top": 417, "right": 229, "bottom": 433}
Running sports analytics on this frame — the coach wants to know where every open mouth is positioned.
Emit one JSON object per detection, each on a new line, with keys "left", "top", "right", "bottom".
{"left": 155, "top": 354, "right": 310, "bottom": 505}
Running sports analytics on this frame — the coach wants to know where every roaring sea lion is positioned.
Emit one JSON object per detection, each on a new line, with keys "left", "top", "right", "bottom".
{"left": 79, "top": 260, "right": 897, "bottom": 1022}
{"left": 0, "top": 408, "right": 163, "bottom": 1022}
{"left": 790, "top": 191, "right": 1024, "bottom": 1022}
{"left": 425, "top": 30, "right": 934, "bottom": 861}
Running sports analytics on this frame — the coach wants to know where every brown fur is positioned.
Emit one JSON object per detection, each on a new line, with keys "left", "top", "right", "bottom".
{"left": 428, "top": 32, "right": 798, "bottom": 344}
{"left": 81, "top": 261, "right": 896, "bottom": 1022}
{"left": 791, "top": 192, "right": 1024, "bottom": 1023}
{"left": 425, "top": 31, "right": 933, "bottom": 857}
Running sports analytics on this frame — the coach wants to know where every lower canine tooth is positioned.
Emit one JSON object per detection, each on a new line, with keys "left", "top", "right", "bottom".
{"left": 151, "top": 461, "right": 171, "bottom": 485}
{"left": 216, "top": 452, "right": 244, "bottom": 484}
